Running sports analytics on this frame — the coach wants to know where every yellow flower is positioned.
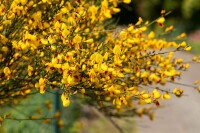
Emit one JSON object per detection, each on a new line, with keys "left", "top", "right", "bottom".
{"left": 20, "top": 89, "right": 31, "bottom": 95}
{"left": 32, "top": 11, "right": 42, "bottom": 21}
{"left": 39, "top": 78, "right": 45, "bottom": 85}
{"left": 0, "top": 5, "right": 5, "bottom": 16}
{"left": 103, "top": 52, "right": 109, "bottom": 61}
{"left": 180, "top": 41, "right": 187, "bottom": 47}
{"left": 162, "top": 93, "right": 171, "bottom": 100}
{"left": 198, "top": 86, "right": 200, "bottom": 93}
{"left": 3, "top": 67, "right": 11, "bottom": 76}
{"left": 60, "top": 7, "right": 68, "bottom": 14}
{"left": 112, "top": 8, "right": 121, "bottom": 13}
{"left": 148, "top": 31, "right": 155, "bottom": 39}
{"left": 173, "top": 88, "right": 183, "bottom": 97}
{"left": 113, "top": 97, "right": 121, "bottom": 108}
{"left": 104, "top": 10, "right": 112, "bottom": 18}
{"left": 139, "top": 26, "right": 147, "bottom": 32}
{"left": 141, "top": 71, "right": 148, "bottom": 78}
{"left": 73, "top": 35, "right": 82, "bottom": 44}
{"left": 61, "top": 93, "right": 70, "bottom": 107}
{"left": 40, "top": 85, "right": 46, "bottom": 94}
{"left": 123, "top": 0, "right": 131, "bottom": 4}
{"left": 89, "top": 5, "right": 98, "bottom": 23}
{"left": 51, "top": 45, "right": 56, "bottom": 51}
{"left": 28, "top": 65, "right": 33, "bottom": 76}
{"left": 1, "top": 46, "right": 8, "bottom": 53}
{"left": 165, "top": 25, "right": 173, "bottom": 32}
{"left": 62, "top": 29, "right": 70, "bottom": 37}
{"left": 67, "top": 75, "right": 75, "bottom": 85}
{"left": 30, "top": 116, "right": 37, "bottom": 120}
{"left": 20, "top": 0, "right": 28, "bottom": 5}
{"left": 184, "top": 46, "right": 192, "bottom": 51}
{"left": 81, "top": 88, "right": 86, "bottom": 95}
{"left": 54, "top": 21, "right": 61, "bottom": 32}
{"left": 90, "top": 52, "right": 103, "bottom": 64}
{"left": 84, "top": 38, "right": 93, "bottom": 43}
{"left": 106, "top": 85, "right": 120, "bottom": 96}
{"left": 113, "top": 45, "right": 121, "bottom": 55}
{"left": 82, "top": 64, "right": 86, "bottom": 71}
{"left": 101, "top": 64, "right": 108, "bottom": 71}
{"left": 0, "top": 116, "right": 3, "bottom": 125}
{"left": 192, "top": 56, "right": 197, "bottom": 61}
{"left": 176, "top": 33, "right": 186, "bottom": 39}
{"left": 137, "top": 108, "right": 144, "bottom": 117}
{"left": 149, "top": 112, "right": 154, "bottom": 121}
{"left": 142, "top": 93, "right": 150, "bottom": 99}
{"left": 95, "top": 53, "right": 103, "bottom": 64}
{"left": 145, "top": 98, "right": 152, "bottom": 104}
{"left": 152, "top": 89, "right": 161, "bottom": 99}
{"left": 160, "top": 9, "right": 166, "bottom": 14}
{"left": 117, "top": 72, "right": 124, "bottom": 78}
{"left": 156, "top": 17, "right": 165, "bottom": 27}
{"left": 41, "top": 38, "right": 48, "bottom": 45}
{"left": 136, "top": 17, "right": 143, "bottom": 25}
{"left": 68, "top": 16, "right": 76, "bottom": 25}
{"left": 36, "top": 78, "right": 46, "bottom": 94}
{"left": 127, "top": 25, "right": 134, "bottom": 31}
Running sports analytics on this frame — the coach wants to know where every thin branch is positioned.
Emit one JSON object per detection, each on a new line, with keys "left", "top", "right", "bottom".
{"left": 107, "top": 117, "right": 124, "bottom": 133}
{"left": 167, "top": 81, "right": 197, "bottom": 88}
{"left": 5, "top": 117, "right": 54, "bottom": 121}
{"left": 146, "top": 11, "right": 172, "bottom": 27}
{"left": 91, "top": 106, "right": 124, "bottom": 133}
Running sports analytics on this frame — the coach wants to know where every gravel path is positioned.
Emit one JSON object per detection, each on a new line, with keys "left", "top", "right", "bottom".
{"left": 136, "top": 51, "right": 200, "bottom": 133}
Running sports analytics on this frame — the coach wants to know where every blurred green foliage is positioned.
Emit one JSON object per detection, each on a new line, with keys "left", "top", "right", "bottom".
{"left": 0, "top": 92, "right": 82, "bottom": 133}
{"left": 116, "top": 0, "right": 200, "bottom": 32}
{"left": 189, "top": 41, "right": 200, "bottom": 55}
{"left": 182, "top": 0, "right": 200, "bottom": 18}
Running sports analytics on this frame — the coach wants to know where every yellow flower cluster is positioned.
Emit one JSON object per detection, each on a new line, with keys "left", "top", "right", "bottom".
{"left": 0, "top": 0, "right": 197, "bottom": 119}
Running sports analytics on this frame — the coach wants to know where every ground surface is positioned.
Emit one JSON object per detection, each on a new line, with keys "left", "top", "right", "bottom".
{"left": 136, "top": 51, "right": 200, "bottom": 133}
{"left": 79, "top": 105, "right": 137, "bottom": 133}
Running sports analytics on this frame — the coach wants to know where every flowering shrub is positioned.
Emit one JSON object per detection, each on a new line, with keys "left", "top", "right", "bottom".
{"left": 0, "top": 0, "right": 199, "bottom": 125}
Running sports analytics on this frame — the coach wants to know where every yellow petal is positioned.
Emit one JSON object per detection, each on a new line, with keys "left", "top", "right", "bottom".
{"left": 41, "top": 38, "right": 48, "bottom": 45}
{"left": 84, "top": 38, "right": 93, "bottom": 43}
{"left": 148, "top": 31, "right": 155, "bottom": 39}
{"left": 40, "top": 85, "right": 46, "bottom": 94}
{"left": 39, "top": 78, "right": 45, "bottom": 85}
{"left": 3, "top": 67, "right": 11, "bottom": 75}
{"left": 145, "top": 98, "right": 152, "bottom": 104}
{"left": 152, "top": 89, "right": 161, "bottom": 99}
{"left": 61, "top": 93, "right": 70, "bottom": 107}
{"left": 142, "top": 93, "right": 150, "bottom": 99}
{"left": 184, "top": 46, "right": 191, "bottom": 51}
{"left": 112, "top": 8, "right": 121, "bottom": 13}
{"left": 113, "top": 45, "right": 121, "bottom": 55}
{"left": 73, "top": 35, "right": 82, "bottom": 43}
{"left": 101, "top": 64, "right": 108, "bottom": 71}
{"left": 123, "top": 0, "right": 131, "bottom": 4}
{"left": 162, "top": 93, "right": 171, "bottom": 100}
{"left": 156, "top": 17, "right": 165, "bottom": 27}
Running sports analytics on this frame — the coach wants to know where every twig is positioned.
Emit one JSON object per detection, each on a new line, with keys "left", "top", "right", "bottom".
{"left": 91, "top": 106, "right": 124, "bottom": 133}
{"left": 5, "top": 117, "right": 54, "bottom": 121}
{"left": 106, "top": 116, "right": 124, "bottom": 133}
{"left": 167, "top": 81, "right": 197, "bottom": 88}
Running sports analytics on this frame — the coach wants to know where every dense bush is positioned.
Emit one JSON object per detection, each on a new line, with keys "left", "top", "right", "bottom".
{"left": 0, "top": 0, "right": 199, "bottom": 130}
